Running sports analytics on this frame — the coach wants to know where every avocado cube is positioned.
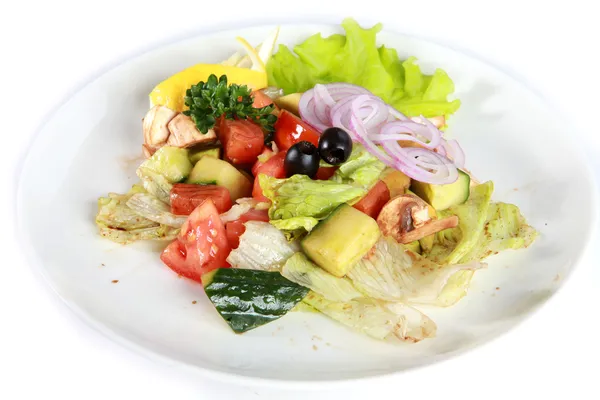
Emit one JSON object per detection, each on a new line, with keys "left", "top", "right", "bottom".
{"left": 301, "top": 204, "right": 381, "bottom": 277}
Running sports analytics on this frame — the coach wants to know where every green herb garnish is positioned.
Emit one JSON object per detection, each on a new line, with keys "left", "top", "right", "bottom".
{"left": 183, "top": 74, "right": 277, "bottom": 143}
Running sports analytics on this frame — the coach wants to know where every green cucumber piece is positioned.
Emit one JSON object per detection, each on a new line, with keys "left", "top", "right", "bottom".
{"left": 202, "top": 268, "right": 309, "bottom": 333}
{"left": 410, "top": 170, "right": 470, "bottom": 211}
{"left": 140, "top": 146, "right": 193, "bottom": 183}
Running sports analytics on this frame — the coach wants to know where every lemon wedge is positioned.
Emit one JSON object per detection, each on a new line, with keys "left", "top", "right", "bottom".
{"left": 149, "top": 64, "right": 268, "bottom": 112}
{"left": 235, "top": 37, "right": 266, "bottom": 72}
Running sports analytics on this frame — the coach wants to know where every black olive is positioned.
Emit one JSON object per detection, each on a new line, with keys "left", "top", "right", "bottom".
{"left": 318, "top": 127, "right": 353, "bottom": 165}
{"left": 284, "top": 141, "right": 320, "bottom": 178}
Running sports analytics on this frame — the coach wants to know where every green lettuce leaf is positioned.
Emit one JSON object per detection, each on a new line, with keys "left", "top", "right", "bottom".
{"left": 259, "top": 174, "right": 366, "bottom": 233}
{"left": 347, "top": 237, "right": 485, "bottom": 305}
{"left": 266, "top": 18, "right": 461, "bottom": 118}
{"left": 330, "top": 144, "right": 386, "bottom": 189}
{"left": 96, "top": 184, "right": 179, "bottom": 245}
{"left": 424, "top": 182, "right": 538, "bottom": 306}
{"left": 302, "top": 292, "right": 436, "bottom": 342}
{"left": 226, "top": 221, "right": 299, "bottom": 271}
{"left": 281, "top": 253, "right": 363, "bottom": 302}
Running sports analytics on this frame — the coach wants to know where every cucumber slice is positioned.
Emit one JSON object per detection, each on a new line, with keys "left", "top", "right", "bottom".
{"left": 202, "top": 268, "right": 309, "bottom": 333}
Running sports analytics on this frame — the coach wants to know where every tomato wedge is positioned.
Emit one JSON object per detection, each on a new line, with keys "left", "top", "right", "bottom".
{"left": 274, "top": 110, "right": 320, "bottom": 151}
{"left": 252, "top": 151, "right": 287, "bottom": 202}
{"left": 219, "top": 118, "right": 265, "bottom": 165}
{"left": 225, "top": 208, "right": 270, "bottom": 249}
{"left": 353, "top": 181, "right": 391, "bottom": 219}
{"left": 170, "top": 184, "right": 232, "bottom": 215}
{"left": 160, "top": 199, "right": 230, "bottom": 283}
{"left": 251, "top": 148, "right": 275, "bottom": 176}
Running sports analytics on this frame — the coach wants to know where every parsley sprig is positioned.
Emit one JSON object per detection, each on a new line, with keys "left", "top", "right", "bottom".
{"left": 183, "top": 74, "right": 277, "bottom": 143}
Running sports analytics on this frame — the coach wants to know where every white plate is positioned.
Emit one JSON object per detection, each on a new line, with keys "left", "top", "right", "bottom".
{"left": 17, "top": 23, "right": 597, "bottom": 386}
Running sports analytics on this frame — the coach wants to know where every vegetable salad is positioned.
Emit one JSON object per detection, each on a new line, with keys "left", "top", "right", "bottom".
{"left": 95, "top": 18, "right": 537, "bottom": 343}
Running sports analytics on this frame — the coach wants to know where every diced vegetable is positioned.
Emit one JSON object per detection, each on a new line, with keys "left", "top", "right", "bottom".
{"left": 281, "top": 253, "right": 362, "bottom": 302}
{"left": 139, "top": 146, "right": 192, "bottom": 183}
{"left": 251, "top": 90, "right": 276, "bottom": 108}
{"left": 301, "top": 204, "right": 380, "bottom": 277}
{"left": 188, "top": 146, "right": 221, "bottom": 165}
{"left": 273, "top": 93, "right": 303, "bottom": 115}
{"left": 224, "top": 208, "right": 270, "bottom": 249}
{"left": 187, "top": 157, "right": 252, "bottom": 201}
{"left": 380, "top": 168, "right": 411, "bottom": 197}
{"left": 170, "top": 184, "right": 232, "bottom": 215}
{"left": 202, "top": 268, "right": 309, "bottom": 333}
{"left": 218, "top": 118, "right": 265, "bottom": 165}
{"left": 274, "top": 110, "right": 320, "bottom": 150}
{"left": 259, "top": 174, "right": 367, "bottom": 234}
{"left": 352, "top": 180, "right": 390, "bottom": 219}
{"left": 411, "top": 169, "right": 471, "bottom": 211}
{"left": 252, "top": 151, "right": 287, "bottom": 202}
{"left": 226, "top": 221, "right": 299, "bottom": 271}
{"left": 160, "top": 199, "right": 230, "bottom": 282}
{"left": 315, "top": 166, "right": 337, "bottom": 180}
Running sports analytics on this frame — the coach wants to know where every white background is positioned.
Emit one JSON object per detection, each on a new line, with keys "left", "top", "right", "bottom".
{"left": 2, "top": 0, "right": 599, "bottom": 398}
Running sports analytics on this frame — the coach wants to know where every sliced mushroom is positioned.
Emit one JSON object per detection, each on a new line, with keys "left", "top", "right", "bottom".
{"left": 143, "top": 105, "right": 177, "bottom": 154}
{"left": 377, "top": 194, "right": 458, "bottom": 244}
{"left": 167, "top": 114, "right": 218, "bottom": 148}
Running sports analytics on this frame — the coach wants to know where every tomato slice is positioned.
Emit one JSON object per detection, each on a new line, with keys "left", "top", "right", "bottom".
{"left": 274, "top": 110, "right": 320, "bottom": 151}
{"left": 353, "top": 181, "right": 391, "bottom": 219}
{"left": 316, "top": 166, "right": 337, "bottom": 180}
{"left": 225, "top": 208, "right": 270, "bottom": 249}
{"left": 218, "top": 118, "right": 265, "bottom": 165}
{"left": 160, "top": 199, "right": 231, "bottom": 283}
{"left": 252, "top": 151, "right": 287, "bottom": 202}
{"left": 170, "top": 184, "right": 232, "bottom": 215}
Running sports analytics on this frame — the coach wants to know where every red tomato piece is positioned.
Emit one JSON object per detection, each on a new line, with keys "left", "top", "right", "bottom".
{"left": 225, "top": 209, "right": 270, "bottom": 249}
{"left": 251, "top": 90, "right": 275, "bottom": 108}
{"left": 160, "top": 199, "right": 231, "bottom": 283}
{"left": 353, "top": 181, "right": 391, "bottom": 219}
{"left": 252, "top": 151, "right": 287, "bottom": 202}
{"left": 218, "top": 118, "right": 265, "bottom": 165}
{"left": 274, "top": 110, "right": 320, "bottom": 151}
{"left": 225, "top": 220, "right": 246, "bottom": 249}
{"left": 170, "top": 184, "right": 232, "bottom": 215}
{"left": 316, "top": 166, "right": 338, "bottom": 180}
{"left": 251, "top": 148, "right": 275, "bottom": 176}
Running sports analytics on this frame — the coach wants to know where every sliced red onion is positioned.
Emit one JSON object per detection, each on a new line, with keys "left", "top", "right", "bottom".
{"left": 297, "top": 83, "right": 464, "bottom": 184}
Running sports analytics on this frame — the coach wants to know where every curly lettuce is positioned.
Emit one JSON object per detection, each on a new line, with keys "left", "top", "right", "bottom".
{"left": 330, "top": 144, "right": 386, "bottom": 189}
{"left": 424, "top": 181, "right": 538, "bottom": 305}
{"left": 267, "top": 18, "right": 460, "bottom": 118}
{"left": 258, "top": 174, "right": 366, "bottom": 233}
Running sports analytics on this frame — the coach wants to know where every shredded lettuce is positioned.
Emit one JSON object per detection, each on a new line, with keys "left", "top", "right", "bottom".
{"left": 347, "top": 237, "right": 485, "bottom": 306}
{"left": 126, "top": 193, "right": 187, "bottom": 228}
{"left": 281, "top": 253, "right": 362, "bottom": 302}
{"left": 302, "top": 292, "right": 436, "bottom": 342}
{"left": 330, "top": 144, "right": 386, "bottom": 189}
{"left": 259, "top": 174, "right": 366, "bottom": 233}
{"left": 219, "top": 197, "right": 270, "bottom": 224}
{"left": 95, "top": 185, "right": 179, "bottom": 245}
{"left": 136, "top": 167, "right": 173, "bottom": 204}
{"left": 267, "top": 18, "right": 460, "bottom": 118}
{"left": 226, "top": 221, "right": 299, "bottom": 271}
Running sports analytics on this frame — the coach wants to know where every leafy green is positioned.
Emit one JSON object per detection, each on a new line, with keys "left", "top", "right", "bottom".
{"left": 266, "top": 18, "right": 461, "bottom": 118}
{"left": 136, "top": 167, "right": 173, "bottom": 204}
{"left": 281, "top": 253, "right": 362, "bottom": 302}
{"left": 183, "top": 74, "right": 277, "bottom": 136}
{"left": 96, "top": 185, "right": 179, "bottom": 245}
{"left": 125, "top": 193, "right": 187, "bottom": 228}
{"left": 258, "top": 174, "right": 366, "bottom": 233}
{"left": 347, "top": 237, "right": 484, "bottom": 305}
{"left": 330, "top": 144, "right": 386, "bottom": 189}
{"left": 226, "top": 221, "right": 299, "bottom": 271}
{"left": 302, "top": 292, "right": 437, "bottom": 342}
{"left": 424, "top": 182, "right": 538, "bottom": 306}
